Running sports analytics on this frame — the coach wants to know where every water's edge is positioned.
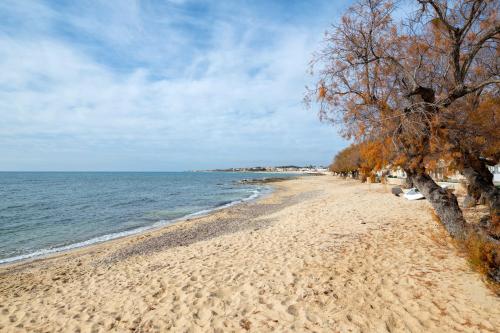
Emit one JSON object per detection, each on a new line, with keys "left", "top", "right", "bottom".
{"left": 0, "top": 184, "right": 274, "bottom": 266}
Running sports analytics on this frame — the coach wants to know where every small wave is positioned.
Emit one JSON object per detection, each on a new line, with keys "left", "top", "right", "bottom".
{"left": 0, "top": 186, "right": 270, "bottom": 265}
{"left": 215, "top": 200, "right": 233, "bottom": 207}
{"left": 0, "top": 226, "right": 155, "bottom": 265}
{"left": 0, "top": 204, "right": 25, "bottom": 213}
{"left": 184, "top": 187, "right": 267, "bottom": 218}
{"left": 4, "top": 204, "right": 25, "bottom": 210}
{"left": 110, "top": 197, "right": 157, "bottom": 208}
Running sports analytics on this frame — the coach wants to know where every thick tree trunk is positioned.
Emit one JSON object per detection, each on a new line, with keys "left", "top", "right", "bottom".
{"left": 461, "top": 155, "right": 500, "bottom": 238}
{"left": 406, "top": 169, "right": 468, "bottom": 240}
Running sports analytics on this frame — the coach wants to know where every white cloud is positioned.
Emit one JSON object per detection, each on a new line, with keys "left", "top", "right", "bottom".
{"left": 0, "top": 0, "right": 347, "bottom": 170}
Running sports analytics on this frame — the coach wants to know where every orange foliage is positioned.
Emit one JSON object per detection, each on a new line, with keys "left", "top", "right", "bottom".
{"left": 329, "top": 144, "right": 361, "bottom": 176}
{"left": 308, "top": 0, "right": 499, "bottom": 176}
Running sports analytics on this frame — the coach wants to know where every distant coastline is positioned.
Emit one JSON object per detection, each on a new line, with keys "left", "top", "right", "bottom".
{"left": 194, "top": 165, "right": 329, "bottom": 173}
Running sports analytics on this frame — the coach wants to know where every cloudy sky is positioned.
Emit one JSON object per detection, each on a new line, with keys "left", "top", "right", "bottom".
{"left": 0, "top": 0, "right": 350, "bottom": 171}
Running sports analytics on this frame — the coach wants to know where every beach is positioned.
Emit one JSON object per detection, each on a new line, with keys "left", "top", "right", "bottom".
{"left": 1, "top": 175, "right": 499, "bottom": 332}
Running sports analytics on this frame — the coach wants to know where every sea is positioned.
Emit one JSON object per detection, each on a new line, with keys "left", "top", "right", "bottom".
{"left": 0, "top": 172, "right": 294, "bottom": 264}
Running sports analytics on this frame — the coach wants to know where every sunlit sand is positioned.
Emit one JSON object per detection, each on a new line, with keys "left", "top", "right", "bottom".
{"left": 1, "top": 176, "right": 498, "bottom": 332}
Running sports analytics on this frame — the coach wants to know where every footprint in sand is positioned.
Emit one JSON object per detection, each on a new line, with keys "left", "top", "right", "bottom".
{"left": 287, "top": 305, "right": 299, "bottom": 316}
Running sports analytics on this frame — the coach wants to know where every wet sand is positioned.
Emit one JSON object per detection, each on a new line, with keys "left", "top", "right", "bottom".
{"left": 0, "top": 176, "right": 499, "bottom": 332}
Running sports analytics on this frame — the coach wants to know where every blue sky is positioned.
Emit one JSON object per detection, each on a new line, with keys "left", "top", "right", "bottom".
{"left": 0, "top": 0, "right": 350, "bottom": 171}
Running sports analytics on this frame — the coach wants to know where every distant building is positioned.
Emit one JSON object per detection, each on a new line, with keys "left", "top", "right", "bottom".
{"left": 488, "top": 164, "right": 500, "bottom": 183}
{"left": 208, "top": 165, "right": 328, "bottom": 173}
{"left": 382, "top": 161, "right": 499, "bottom": 184}
{"left": 386, "top": 167, "right": 406, "bottom": 179}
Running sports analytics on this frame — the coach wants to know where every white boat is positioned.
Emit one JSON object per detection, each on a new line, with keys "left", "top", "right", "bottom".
{"left": 403, "top": 188, "right": 425, "bottom": 200}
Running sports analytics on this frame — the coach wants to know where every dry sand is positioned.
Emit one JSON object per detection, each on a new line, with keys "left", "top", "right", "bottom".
{"left": 0, "top": 176, "right": 499, "bottom": 332}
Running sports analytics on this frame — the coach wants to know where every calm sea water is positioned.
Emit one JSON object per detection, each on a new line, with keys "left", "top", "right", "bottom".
{"left": 0, "top": 172, "right": 293, "bottom": 264}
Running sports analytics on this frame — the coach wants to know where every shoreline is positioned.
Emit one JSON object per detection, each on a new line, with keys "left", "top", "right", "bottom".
{"left": 0, "top": 185, "right": 267, "bottom": 266}
{"left": 0, "top": 178, "right": 286, "bottom": 271}
{"left": 1, "top": 176, "right": 499, "bottom": 332}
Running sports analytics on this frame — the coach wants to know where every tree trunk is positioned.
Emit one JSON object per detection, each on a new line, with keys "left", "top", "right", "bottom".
{"left": 402, "top": 175, "right": 413, "bottom": 189}
{"left": 406, "top": 169, "right": 468, "bottom": 240}
{"left": 461, "top": 155, "right": 500, "bottom": 238}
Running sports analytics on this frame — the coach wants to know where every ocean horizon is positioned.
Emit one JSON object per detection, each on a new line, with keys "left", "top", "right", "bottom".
{"left": 0, "top": 171, "right": 294, "bottom": 264}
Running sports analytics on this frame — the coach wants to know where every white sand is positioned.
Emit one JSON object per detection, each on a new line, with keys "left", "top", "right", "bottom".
{"left": 0, "top": 176, "right": 498, "bottom": 332}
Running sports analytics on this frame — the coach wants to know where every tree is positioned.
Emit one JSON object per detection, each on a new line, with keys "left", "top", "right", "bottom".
{"left": 414, "top": 0, "right": 500, "bottom": 237}
{"left": 330, "top": 144, "right": 362, "bottom": 178}
{"left": 358, "top": 139, "right": 393, "bottom": 182}
{"left": 436, "top": 92, "right": 500, "bottom": 235}
{"left": 307, "top": 0, "right": 499, "bottom": 240}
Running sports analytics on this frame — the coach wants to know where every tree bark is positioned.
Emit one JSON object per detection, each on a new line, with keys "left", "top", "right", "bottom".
{"left": 406, "top": 169, "right": 468, "bottom": 240}
{"left": 461, "top": 155, "right": 500, "bottom": 238}
{"left": 402, "top": 175, "right": 414, "bottom": 189}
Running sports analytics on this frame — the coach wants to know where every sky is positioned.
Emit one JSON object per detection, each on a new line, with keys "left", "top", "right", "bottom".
{"left": 0, "top": 0, "right": 351, "bottom": 171}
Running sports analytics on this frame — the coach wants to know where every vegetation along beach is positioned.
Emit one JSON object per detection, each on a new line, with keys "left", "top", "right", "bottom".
{"left": 1, "top": 0, "right": 499, "bottom": 332}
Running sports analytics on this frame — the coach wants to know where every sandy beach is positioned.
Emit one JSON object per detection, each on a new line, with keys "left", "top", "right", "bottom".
{"left": 0, "top": 176, "right": 499, "bottom": 332}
